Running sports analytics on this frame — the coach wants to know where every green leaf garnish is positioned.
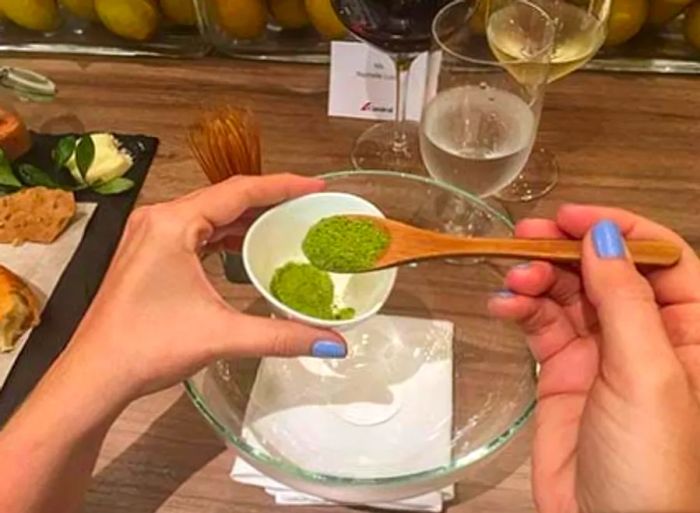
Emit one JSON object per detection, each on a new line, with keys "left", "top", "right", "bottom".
{"left": 53, "top": 135, "right": 77, "bottom": 171}
{"left": 75, "top": 135, "right": 95, "bottom": 179}
{"left": 92, "top": 177, "right": 135, "bottom": 195}
{"left": 17, "top": 164, "right": 59, "bottom": 188}
{"left": 0, "top": 150, "right": 22, "bottom": 189}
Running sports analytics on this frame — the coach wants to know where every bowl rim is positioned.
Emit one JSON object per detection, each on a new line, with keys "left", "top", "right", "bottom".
{"left": 184, "top": 169, "right": 536, "bottom": 487}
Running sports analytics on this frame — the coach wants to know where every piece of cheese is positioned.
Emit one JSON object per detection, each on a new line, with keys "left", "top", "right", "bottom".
{"left": 67, "top": 133, "right": 133, "bottom": 185}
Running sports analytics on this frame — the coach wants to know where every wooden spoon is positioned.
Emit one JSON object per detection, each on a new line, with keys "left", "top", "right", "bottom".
{"left": 351, "top": 216, "right": 682, "bottom": 270}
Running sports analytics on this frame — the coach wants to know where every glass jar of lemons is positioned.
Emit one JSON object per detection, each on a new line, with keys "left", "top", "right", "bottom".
{"left": 196, "top": 0, "right": 348, "bottom": 62}
{"left": 0, "top": 0, "right": 209, "bottom": 57}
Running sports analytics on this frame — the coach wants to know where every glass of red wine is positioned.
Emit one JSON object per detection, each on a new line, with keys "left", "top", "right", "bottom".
{"left": 332, "top": 0, "right": 455, "bottom": 172}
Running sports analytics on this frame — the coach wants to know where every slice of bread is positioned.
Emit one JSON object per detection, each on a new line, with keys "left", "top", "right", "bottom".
{"left": 0, "top": 265, "right": 40, "bottom": 352}
{"left": 0, "top": 187, "right": 76, "bottom": 244}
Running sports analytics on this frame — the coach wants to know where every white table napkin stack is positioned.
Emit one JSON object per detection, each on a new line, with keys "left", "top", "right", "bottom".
{"left": 230, "top": 314, "right": 455, "bottom": 512}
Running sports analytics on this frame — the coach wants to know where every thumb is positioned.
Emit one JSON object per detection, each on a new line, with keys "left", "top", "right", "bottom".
{"left": 213, "top": 312, "right": 347, "bottom": 359}
{"left": 582, "top": 220, "right": 678, "bottom": 386}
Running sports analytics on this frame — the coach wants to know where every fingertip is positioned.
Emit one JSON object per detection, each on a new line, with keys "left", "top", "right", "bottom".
{"left": 308, "top": 327, "right": 347, "bottom": 358}
{"left": 487, "top": 292, "right": 539, "bottom": 321}
{"left": 487, "top": 294, "right": 514, "bottom": 317}
{"left": 590, "top": 219, "right": 626, "bottom": 260}
{"left": 556, "top": 203, "right": 585, "bottom": 218}
{"left": 488, "top": 289, "right": 522, "bottom": 315}
{"left": 514, "top": 218, "right": 547, "bottom": 237}
{"left": 284, "top": 172, "right": 325, "bottom": 187}
{"left": 505, "top": 261, "right": 555, "bottom": 296}
{"left": 514, "top": 218, "right": 566, "bottom": 239}
{"left": 559, "top": 202, "right": 583, "bottom": 210}
{"left": 496, "top": 287, "right": 516, "bottom": 298}
{"left": 316, "top": 328, "right": 346, "bottom": 344}
{"left": 302, "top": 174, "right": 327, "bottom": 190}
{"left": 311, "top": 339, "right": 347, "bottom": 358}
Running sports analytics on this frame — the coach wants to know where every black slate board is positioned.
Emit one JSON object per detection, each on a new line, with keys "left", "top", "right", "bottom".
{"left": 0, "top": 133, "right": 159, "bottom": 424}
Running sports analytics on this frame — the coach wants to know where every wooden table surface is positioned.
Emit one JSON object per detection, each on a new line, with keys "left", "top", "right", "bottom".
{"left": 4, "top": 55, "right": 700, "bottom": 513}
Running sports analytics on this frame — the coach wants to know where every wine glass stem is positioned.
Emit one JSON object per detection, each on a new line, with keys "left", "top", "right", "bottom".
{"left": 391, "top": 54, "right": 414, "bottom": 155}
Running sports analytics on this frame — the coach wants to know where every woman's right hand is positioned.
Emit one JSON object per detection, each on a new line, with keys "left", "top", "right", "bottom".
{"left": 488, "top": 205, "right": 700, "bottom": 513}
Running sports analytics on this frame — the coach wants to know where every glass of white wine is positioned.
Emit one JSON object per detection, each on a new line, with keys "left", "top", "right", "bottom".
{"left": 420, "top": 0, "right": 554, "bottom": 200}
{"left": 486, "top": 0, "right": 611, "bottom": 201}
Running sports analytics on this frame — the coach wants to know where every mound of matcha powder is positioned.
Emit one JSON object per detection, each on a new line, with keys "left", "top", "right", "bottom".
{"left": 270, "top": 262, "right": 355, "bottom": 321}
{"left": 302, "top": 216, "right": 390, "bottom": 273}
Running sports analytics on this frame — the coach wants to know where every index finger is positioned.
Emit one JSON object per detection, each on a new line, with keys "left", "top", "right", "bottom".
{"left": 183, "top": 173, "right": 326, "bottom": 228}
{"left": 555, "top": 204, "right": 700, "bottom": 305}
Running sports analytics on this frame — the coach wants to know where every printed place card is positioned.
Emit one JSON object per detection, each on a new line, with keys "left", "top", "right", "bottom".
{"left": 328, "top": 41, "right": 429, "bottom": 122}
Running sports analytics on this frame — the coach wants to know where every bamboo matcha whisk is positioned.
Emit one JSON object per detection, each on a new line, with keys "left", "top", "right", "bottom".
{"left": 188, "top": 106, "right": 262, "bottom": 282}
{"left": 188, "top": 106, "right": 262, "bottom": 183}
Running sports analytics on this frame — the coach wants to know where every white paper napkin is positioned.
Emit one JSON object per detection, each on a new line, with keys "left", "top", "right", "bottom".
{"left": 0, "top": 203, "right": 97, "bottom": 388}
{"left": 231, "top": 314, "right": 455, "bottom": 512}
{"left": 232, "top": 458, "right": 455, "bottom": 512}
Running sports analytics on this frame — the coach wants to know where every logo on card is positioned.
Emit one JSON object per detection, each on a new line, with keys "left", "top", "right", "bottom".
{"left": 360, "top": 101, "right": 392, "bottom": 114}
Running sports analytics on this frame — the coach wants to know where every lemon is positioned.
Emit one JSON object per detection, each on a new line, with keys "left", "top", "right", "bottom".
{"left": 269, "top": 0, "right": 309, "bottom": 29}
{"left": 647, "top": 0, "right": 690, "bottom": 25}
{"left": 305, "top": 0, "right": 345, "bottom": 38}
{"left": 604, "top": 0, "right": 648, "bottom": 46}
{"left": 160, "top": 0, "right": 197, "bottom": 25}
{"left": 213, "top": 0, "right": 267, "bottom": 39}
{"left": 0, "top": 0, "right": 60, "bottom": 31}
{"left": 95, "top": 0, "right": 159, "bottom": 40}
{"left": 61, "top": 0, "right": 97, "bottom": 20}
{"left": 469, "top": 0, "right": 488, "bottom": 36}
{"left": 684, "top": 1, "right": 700, "bottom": 49}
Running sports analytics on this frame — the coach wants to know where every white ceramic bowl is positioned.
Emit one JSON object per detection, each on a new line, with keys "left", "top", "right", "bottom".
{"left": 241, "top": 192, "right": 398, "bottom": 331}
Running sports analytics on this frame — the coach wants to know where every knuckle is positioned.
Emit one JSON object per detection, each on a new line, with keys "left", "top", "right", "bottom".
{"left": 269, "top": 328, "right": 296, "bottom": 356}
{"left": 521, "top": 304, "right": 557, "bottom": 336}
{"left": 127, "top": 204, "right": 184, "bottom": 239}
{"left": 606, "top": 277, "right": 656, "bottom": 305}
{"left": 550, "top": 279, "right": 582, "bottom": 307}
{"left": 127, "top": 206, "right": 152, "bottom": 227}
{"left": 231, "top": 180, "right": 255, "bottom": 204}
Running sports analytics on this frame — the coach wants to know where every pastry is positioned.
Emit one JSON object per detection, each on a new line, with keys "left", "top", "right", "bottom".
{"left": 0, "top": 265, "right": 40, "bottom": 352}
{"left": 0, "top": 187, "right": 76, "bottom": 244}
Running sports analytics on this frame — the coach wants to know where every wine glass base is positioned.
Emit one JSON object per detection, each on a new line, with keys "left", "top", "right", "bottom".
{"left": 329, "top": 385, "right": 403, "bottom": 426}
{"left": 494, "top": 147, "right": 559, "bottom": 202}
{"left": 351, "top": 121, "right": 425, "bottom": 174}
{"left": 320, "top": 323, "right": 408, "bottom": 427}
{"left": 443, "top": 206, "right": 490, "bottom": 265}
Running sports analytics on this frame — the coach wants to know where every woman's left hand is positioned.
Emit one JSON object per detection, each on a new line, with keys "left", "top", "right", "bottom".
{"left": 61, "top": 173, "right": 346, "bottom": 404}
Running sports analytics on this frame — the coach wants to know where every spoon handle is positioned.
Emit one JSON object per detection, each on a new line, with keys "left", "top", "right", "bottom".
{"left": 454, "top": 238, "right": 681, "bottom": 266}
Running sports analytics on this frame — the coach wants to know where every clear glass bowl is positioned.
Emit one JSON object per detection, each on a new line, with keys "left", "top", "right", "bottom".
{"left": 185, "top": 171, "right": 536, "bottom": 502}
{"left": 0, "top": 1, "right": 208, "bottom": 58}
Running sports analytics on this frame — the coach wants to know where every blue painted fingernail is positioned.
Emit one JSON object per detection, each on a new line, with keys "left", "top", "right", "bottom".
{"left": 495, "top": 288, "right": 515, "bottom": 298}
{"left": 513, "top": 262, "right": 531, "bottom": 270}
{"left": 311, "top": 340, "right": 347, "bottom": 358}
{"left": 592, "top": 220, "right": 625, "bottom": 259}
